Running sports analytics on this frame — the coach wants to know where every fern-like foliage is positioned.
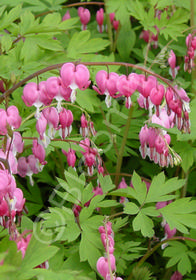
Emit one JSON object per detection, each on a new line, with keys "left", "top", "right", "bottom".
{"left": 132, "top": 266, "right": 153, "bottom": 280}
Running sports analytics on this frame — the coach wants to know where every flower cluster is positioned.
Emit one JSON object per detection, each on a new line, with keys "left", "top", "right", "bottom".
{"left": 21, "top": 59, "right": 191, "bottom": 170}
{"left": 139, "top": 108, "right": 174, "bottom": 167}
{"left": 0, "top": 105, "right": 26, "bottom": 231}
{"left": 109, "top": 12, "right": 119, "bottom": 31}
{"left": 97, "top": 221, "right": 123, "bottom": 280}
{"left": 21, "top": 63, "right": 100, "bottom": 182}
{"left": 63, "top": 7, "right": 119, "bottom": 33}
{"left": 184, "top": 32, "right": 196, "bottom": 73}
{"left": 0, "top": 169, "right": 25, "bottom": 229}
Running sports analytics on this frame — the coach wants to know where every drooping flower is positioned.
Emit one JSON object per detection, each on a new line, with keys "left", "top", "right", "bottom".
{"left": 32, "top": 139, "right": 47, "bottom": 165}
{"left": 42, "top": 107, "right": 59, "bottom": 139}
{"left": 62, "top": 10, "right": 71, "bottom": 21}
{"left": 80, "top": 114, "right": 88, "bottom": 137}
{"left": 168, "top": 50, "right": 179, "bottom": 79}
{"left": 59, "top": 108, "right": 73, "bottom": 139}
{"left": 22, "top": 82, "right": 52, "bottom": 118}
{"left": 93, "top": 70, "right": 120, "bottom": 108}
{"left": 45, "top": 76, "right": 71, "bottom": 111}
{"left": 78, "top": 7, "right": 91, "bottom": 30}
{"left": 62, "top": 148, "right": 76, "bottom": 167}
{"left": 117, "top": 73, "right": 138, "bottom": 108}
{"left": 170, "top": 271, "right": 183, "bottom": 280}
{"left": 96, "top": 8, "right": 104, "bottom": 33}
{"left": 60, "top": 63, "right": 91, "bottom": 103}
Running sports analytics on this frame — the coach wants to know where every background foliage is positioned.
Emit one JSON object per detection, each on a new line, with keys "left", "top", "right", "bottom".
{"left": 0, "top": 0, "right": 196, "bottom": 279}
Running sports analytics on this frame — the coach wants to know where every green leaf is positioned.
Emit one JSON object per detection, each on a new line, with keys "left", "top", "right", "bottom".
{"left": 98, "top": 174, "right": 116, "bottom": 193}
{"left": 0, "top": 5, "right": 22, "bottom": 30}
{"left": 29, "top": 268, "right": 92, "bottom": 280}
{"left": 141, "top": 206, "right": 158, "bottom": 217}
{"left": 0, "top": 33, "right": 12, "bottom": 52}
{"left": 21, "top": 216, "right": 34, "bottom": 232}
{"left": 51, "top": 139, "right": 84, "bottom": 152}
{"left": 79, "top": 230, "right": 102, "bottom": 269}
{"left": 76, "top": 89, "right": 101, "bottom": 113}
{"left": 117, "top": 24, "right": 136, "bottom": 60}
{"left": 96, "top": 200, "right": 120, "bottom": 208}
{"left": 15, "top": 234, "right": 58, "bottom": 276}
{"left": 124, "top": 202, "right": 140, "bottom": 215}
{"left": 67, "top": 30, "right": 110, "bottom": 59}
{"left": 107, "top": 0, "right": 132, "bottom": 25}
{"left": 0, "top": 6, "right": 6, "bottom": 18}
{"left": 56, "top": 177, "right": 82, "bottom": 204}
{"left": 19, "top": 10, "right": 37, "bottom": 35}
{"left": 131, "top": 171, "right": 147, "bottom": 204}
{"left": 163, "top": 241, "right": 192, "bottom": 275}
{"left": 21, "top": 37, "right": 43, "bottom": 62}
{"left": 63, "top": 250, "right": 96, "bottom": 279}
{"left": 109, "top": 188, "right": 136, "bottom": 199}
{"left": 39, "top": 207, "right": 81, "bottom": 242}
{"left": 146, "top": 173, "right": 185, "bottom": 203}
{"left": 64, "top": 168, "right": 85, "bottom": 191}
{"left": 128, "top": 0, "right": 146, "bottom": 23}
{"left": 36, "top": 36, "right": 64, "bottom": 51}
{"left": 174, "top": 142, "right": 194, "bottom": 173}
{"left": 160, "top": 198, "right": 196, "bottom": 234}
{"left": 157, "top": 8, "right": 189, "bottom": 40}
{"left": 79, "top": 196, "right": 105, "bottom": 223}
{"left": 81, "top": 183, "right": 94, "bottom": 205}
{"left": 112, "top": 217, "right": 129, "bottom": 232}
{"left": 55, "top": 189, "right": 80, "bottom": 204}
{"left": 0, "top": 237, "right": 22, "bottom": 267}
{"left": 133, "top": 212, "right": 154, "bottom": 237}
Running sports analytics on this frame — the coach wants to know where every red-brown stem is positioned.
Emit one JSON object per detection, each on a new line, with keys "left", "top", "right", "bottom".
{"left": 64, "top": 2, "right": 104, "bottom": 8}
{"left": 0, "top": 61, "right": 181, "bottom": 104}
{"left": 35, "top": 2, "right": 104, "bottom": 18}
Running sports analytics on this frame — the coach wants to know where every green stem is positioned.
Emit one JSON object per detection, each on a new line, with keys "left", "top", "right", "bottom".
{"left": 21, "top": 101, "right": 90, "bottom": 126}
{"left": 99, "top": 106, "right": 119, "bottom": 157}
{"left": 104, "top": 0, "right": 114, "bottom": 52}
{"left": 112, "top": 24, "right": 120, "bottom": 52}
{"left": 127, "top": 236, "right": 196, "bottom": 280}
{"left": 114, "top": 105, "right": 134, "bottom": 187}
{"left": 144, "top": 33, "right": 152, "bottom": 67}
{"left": 180, "top": 170, "right": 189, "bottom": 198}
{"left": 191, "top": 0, "right": 196, "bottom": 95}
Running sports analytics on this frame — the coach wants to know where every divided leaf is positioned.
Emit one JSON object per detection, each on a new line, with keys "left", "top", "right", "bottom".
{"left": 160, "top": 198, "right": 196, "bottom": 234}
{"left": 163, "top": 241, "right": 193, "bottom": 275}
{"left": 67, "top": 30, "right": 110, "bottom": 59}
{"left": 146, "top": 173, "right": 185, "bottom": 203}
{"left": 133, "top": 212, "right": 154, "bottom": 237}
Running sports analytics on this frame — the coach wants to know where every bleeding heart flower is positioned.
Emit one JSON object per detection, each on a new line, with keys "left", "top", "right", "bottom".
{"left": 60, "top": 63, "right": 91, "bottom": 103}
